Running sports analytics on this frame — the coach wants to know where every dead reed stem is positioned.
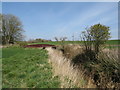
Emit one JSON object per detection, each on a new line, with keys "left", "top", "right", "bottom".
{"left": 46, "top": 47, "right": 96, "bottom": 88}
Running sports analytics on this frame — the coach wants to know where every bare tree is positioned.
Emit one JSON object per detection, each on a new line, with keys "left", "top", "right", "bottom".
{"left": 60, "top": 37, "right": 67, "bottom": 42}
{"left": 54, "top": 37, "right": 59, "bottom": 42}
{"left": 81, "top": 28, "right": 93, "bottom": 51}
{"left": 72, "top": 34, "right": 74, "bottom": 41}
{"left": 1, "top": 14, "right": 24, "bottom": 44}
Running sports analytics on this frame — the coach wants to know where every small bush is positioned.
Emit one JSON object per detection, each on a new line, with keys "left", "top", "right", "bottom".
{"left": 16, "top": 41, "right": 28, "bottom": 47}
{"left": 60, "top": 44, "right": 82, "bottom": 59}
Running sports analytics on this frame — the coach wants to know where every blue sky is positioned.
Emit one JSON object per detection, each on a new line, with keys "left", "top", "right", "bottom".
{"left": 2, "top": 2, "right": 118, "bottom": 40}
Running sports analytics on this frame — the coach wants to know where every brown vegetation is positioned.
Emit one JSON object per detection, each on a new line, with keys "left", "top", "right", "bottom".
{"left": 46, "top": 44, "right": 120, "bottom": 88}
{"left": 46, "top": 46, "right": 96, "bottom": 88}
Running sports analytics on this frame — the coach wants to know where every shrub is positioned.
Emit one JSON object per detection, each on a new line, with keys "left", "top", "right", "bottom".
{"left": 59, "top": 44, "right": 83, "bottom": 59}
{"left": 16, "top": 41, "right": 28, "bottom": 47}
{"left": 72, "top": 48, "right": 120, "bottom": 88}
{"left": 81, "top": 24, "right": 111, "bottom": 55}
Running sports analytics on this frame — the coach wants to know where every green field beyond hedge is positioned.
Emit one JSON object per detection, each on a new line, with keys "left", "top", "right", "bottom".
{"left": 29, "top": 39, "right": 120, "bottom": 46}
{"left": 2, "top": 47, "right": 60, "bottom": 88}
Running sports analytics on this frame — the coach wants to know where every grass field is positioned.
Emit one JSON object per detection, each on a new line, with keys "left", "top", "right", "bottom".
{"left": 28, "top": 40, "right": 120, "bottom": 49}
{"left": 1, "top": 39, "right": 119, "bottom": 88}
{"left": 28, "top": 41, "right": 83, "bottom": 45}
{"left": 29, "top": 39, "right": 120, "bottom": 45}
{"left": 106, "top": 40, "right": 120, "bottom": 45}
{"left": 2, "top": 47, "right": 60, "bottom": 88}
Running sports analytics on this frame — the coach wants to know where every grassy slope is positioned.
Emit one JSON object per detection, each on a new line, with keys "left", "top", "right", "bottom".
{"left": 2, "top": 47, "right": 60, "bottom": 88}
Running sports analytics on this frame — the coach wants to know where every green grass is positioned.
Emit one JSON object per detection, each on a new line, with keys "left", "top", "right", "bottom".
{"left": 104, "top": 40, "right": 120, "bottom": 49}
{"left": 2, "top": 47, "right": 60, "bottom": 88}
{"left": 28, "top": 40, "right": 120, "bottom": 46}
{"left": 28, "top": 41, "right": 83, "bottom": 45}
{"left": 105, "top": 45, "right": 120, "bottom": 49}
{"left": 106, "top": 40, "right": 120, "bottom": 45}
{"left": 27, "top": 39, "right": 120, "bottom": 50}
{"left": 0, "top": 48, "right": 2, "bottom": 58}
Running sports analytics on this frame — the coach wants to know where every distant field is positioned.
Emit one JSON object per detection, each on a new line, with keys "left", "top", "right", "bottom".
{"left": 105, "top": 40, "right": 120, "bottom": 48}
{"left": 29, "top": 40, "right": 120, "bottom": 46}
{"left": 2, "top": 47, "right": 60, "bottom": 88}
{"left": 106, "top": 40, "right": 120, "bottom": 45}
{"left": 28, "top": 41, "right": 83, "bottom": 45}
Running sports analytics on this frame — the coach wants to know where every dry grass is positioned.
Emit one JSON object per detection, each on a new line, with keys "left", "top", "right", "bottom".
{"left": 59, "top": 44, "right": 83, "bottom": 59}
{"left": 96, "top": 48, "right": 120, "bottom": 88}
{"left": 46, "top": 44, "right": 120, "bottom": 88}
{"left": 46, "top": 47, "right": 96, "bottom": 88}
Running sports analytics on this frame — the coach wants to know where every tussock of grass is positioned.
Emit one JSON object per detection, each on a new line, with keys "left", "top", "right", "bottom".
{"left": 2, "top": 47, "right": 60, "bottom": 88}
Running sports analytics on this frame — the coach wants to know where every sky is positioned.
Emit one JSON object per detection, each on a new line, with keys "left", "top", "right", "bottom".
{"left": 2, "top": 2, "right": 118, "bottom": 41}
